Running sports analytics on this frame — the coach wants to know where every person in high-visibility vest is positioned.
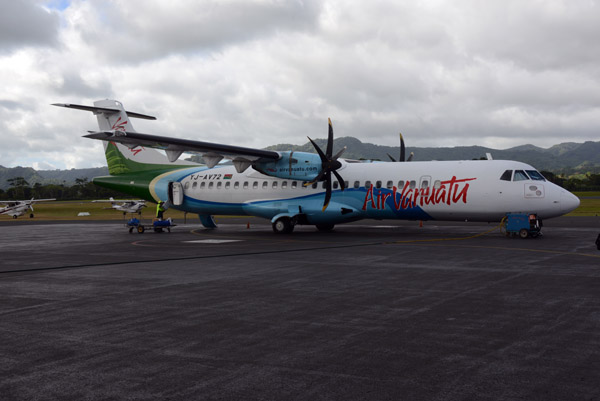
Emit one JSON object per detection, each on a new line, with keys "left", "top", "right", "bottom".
{"left": 156, "top": 201, "right": 165, "bottom": 220}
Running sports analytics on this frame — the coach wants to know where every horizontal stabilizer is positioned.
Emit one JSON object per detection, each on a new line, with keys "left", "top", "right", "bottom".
{"left": 52, "top": 103, "right": 156, "bottom": 120}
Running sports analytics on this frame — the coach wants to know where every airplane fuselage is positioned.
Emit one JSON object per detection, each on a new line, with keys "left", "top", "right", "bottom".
{"left": 135, "top": 159, "right": 579, "bottom": 225}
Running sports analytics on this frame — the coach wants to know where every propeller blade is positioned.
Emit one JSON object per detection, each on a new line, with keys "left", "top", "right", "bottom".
{"left": 332, "top": 169, "right": 346, "bottom": 191}
{"left": 307, "top": 136, "right": 327, "bottom": 162}
{"left": 407, "top": 152, "right": 414, "bottom": 162}
{"left": 326, "top": 118, "right": 334, "bottom": 158}
{"left": 322, "top": 171, "right": 332, "bottom": 211}
{"left": 387, "top": 153, "right": 396, "bottom": 162}
{"left": 400, "top": 133, "right": 406, "bottom": 162}
{"left": 332, "top": 146, "right": 346, "bottom": 161}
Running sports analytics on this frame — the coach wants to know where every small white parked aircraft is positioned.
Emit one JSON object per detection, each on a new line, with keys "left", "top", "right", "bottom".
{"left": 92, "top": 197, "right": 146, "bottom": 215}
{"left": 54, "top": 100, "right": 580, "bottom": 233}
{"left": 0, "top": 198, "right": 56, "bottom": 219}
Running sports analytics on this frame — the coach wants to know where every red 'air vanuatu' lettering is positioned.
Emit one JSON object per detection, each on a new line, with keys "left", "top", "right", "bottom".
{"left": 362, "top": 176, "right": 477, "bottom": 211}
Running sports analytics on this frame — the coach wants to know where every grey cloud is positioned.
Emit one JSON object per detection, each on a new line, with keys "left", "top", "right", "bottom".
{"left": 79, "top": 0, "right": 322, "bottom": 62}
{"left": 0, "top": 0, "right": 60, "bottom": 52}
{"left": 55, "top": 72, "right": 113, "bottom": 98}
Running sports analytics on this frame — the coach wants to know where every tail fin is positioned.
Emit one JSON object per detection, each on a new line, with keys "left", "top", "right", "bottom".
{"left": 54, "top": 99, "right": 199, "bottom": 175}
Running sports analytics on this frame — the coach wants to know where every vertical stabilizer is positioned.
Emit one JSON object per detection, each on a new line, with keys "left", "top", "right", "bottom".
{"left": 53, "top": 99, "right": 199, "bottom": 175}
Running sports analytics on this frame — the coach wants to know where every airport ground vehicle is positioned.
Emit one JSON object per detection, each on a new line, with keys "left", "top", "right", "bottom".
{"left": 127, "top": 218, "right": 175, "bottom": 233}
{"left": 503, "top": 213, "right": 541, "bottom": 238}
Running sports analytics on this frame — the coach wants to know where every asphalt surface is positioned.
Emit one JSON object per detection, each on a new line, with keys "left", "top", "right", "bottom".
{"left": 0, "top": 216, "right": 599, "bottom": 400}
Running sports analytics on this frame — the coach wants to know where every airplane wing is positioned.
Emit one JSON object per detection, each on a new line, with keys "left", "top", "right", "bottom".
{"left": 92, "top": 199, "right": 145, "bottom": 204}
{"left": 30, "top": 198, "right": 56, "bottom": 203}
{"left": 84, "top": 130, "right": 281, "bottom": 168}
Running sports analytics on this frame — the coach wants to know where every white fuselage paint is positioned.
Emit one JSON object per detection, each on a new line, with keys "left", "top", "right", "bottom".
{"left": 159, "top": 159, "right": 579, "bottom": 223}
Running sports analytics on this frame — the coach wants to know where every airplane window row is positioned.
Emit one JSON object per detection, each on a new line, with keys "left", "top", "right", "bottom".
{"left": 184, "top": 179, "right": 441, "bottom": 191}
{"left": 500, "top": 170, "right": 546, "bottom": 182}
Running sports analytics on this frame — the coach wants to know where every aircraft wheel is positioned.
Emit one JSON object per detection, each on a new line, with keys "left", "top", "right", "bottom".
{"left": 137, "top": 225, "right": 145, "bottom": 234}
{"left": 315, "top": 223, "right": 335, "bottom": 232}
{"left": 129, "top": 227, "right": 134, "bottom": 234}
{"left": 519, "top": 228, "right": 529, "bottom": 239}
{"left": 272, "top": 217, "right": 293, "bottom": 234}
{"left": 30, "top": 213, "right": 34, "bottom": 218}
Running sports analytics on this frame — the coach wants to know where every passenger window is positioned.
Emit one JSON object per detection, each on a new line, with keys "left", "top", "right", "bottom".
{"left": 500, "top": 170, "right": 512, "bottom": 181}
{"left": 192, "top": 182, "right": 198, "bottom": 189}
{"left": 201, "top": 182, "right": 206, "bottom": 189}
{"left": 321, "top": 182, "right": 326, "bottom": 189}
{"left": 243, "top": 182, "right": 249, "bottom": 189}
{"left": 291, "top": 181, "right": 297, "bottom": 189}
{"left": 398, "top": 180, "right": 405, "bottom": 188}
{"left": 234, "top": 182, "right": 239, "bottom": 189}
{"left": 312, "top": 182, "right": 318, "bottom": 189}
{"left": 434, "top": 180, "right": 441, "bottom": 189}
{"left": 513, "top": 170, "right": 529, "bottom": 181}
{"left": 262, "top": 181, "right": 268, "bottom": 189}
{"left": 375, "top": 180, "right": 382, "bottom": 188}
{"left": 209, "top": 182, "right": 214, "bottom": 189}
{"left": 333, "top": 181, "right": 338, "bottom": 189}
{"left": 386, "top": 180, "right": 394, "bottom": 189}
{"left": 253, "top": 181, "right": 258, "bottom": 189}
{"left": 217, "top": 182, "right": 222, "bottom": 189}
{"left": 272, "top": 181, "right": 278, "bottom": 189}
{"left": 365, "top": 180, "right": 372, "bottom": 188}
{"left": 225, "top": 182, "right": 230, "bottom": 189}
{"left": 282, "top": 181, "right": 287, "bottom": 189}
{"left": 354, "top": 181, "right": 360, "bottom": 189}
{"left": 409, "top": 180, "right": 416, "bottom": 189}
{"left": 421, "top": 180, "right": 429, "bottom": 189}
{"left": 344, "top": 181, "right": 349, "bottom": 189}
{"left": 184, "top": 182, "right": 190, "bottom": 190}
{"left": 526, "top": 170, "right": 546, "bottom": 181}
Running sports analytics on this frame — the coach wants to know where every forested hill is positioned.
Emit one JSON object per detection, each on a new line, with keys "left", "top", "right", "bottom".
{"left": 0, "top": 166, "right": 108, "bottom": 190}
{"left": 267, "top": 138, "right": 600, "bottom": 174}
{"left": 2, "top": 138, "right": 599, "bottom": 190}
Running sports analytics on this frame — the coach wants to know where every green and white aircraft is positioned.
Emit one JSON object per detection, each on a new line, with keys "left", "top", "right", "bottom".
{"left": 54, "top": 99, "right": 580, "bottom": 233}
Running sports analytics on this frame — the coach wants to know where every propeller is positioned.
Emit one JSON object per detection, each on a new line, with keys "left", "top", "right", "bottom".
{"left": 305, "top": 118, "right": 346, "bottom": 211}
{"left": 387, "top": 133, "right": 407, "bottom": 162}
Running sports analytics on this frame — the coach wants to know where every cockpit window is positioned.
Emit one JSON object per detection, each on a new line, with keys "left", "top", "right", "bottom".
{"left": 500, "top": 170, "right": 512, "bottom": 181}
{"left": 526, "top": 170, "right": 546, "bottom": 181}
{"left": 513, "top": 170, "right": 529, "bottom": 181}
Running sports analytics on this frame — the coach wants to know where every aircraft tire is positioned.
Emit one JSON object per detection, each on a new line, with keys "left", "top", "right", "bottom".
{"left": 272, "top": 217, "right": 293, "bottom": 234}
{"left": 13, "top": 215, "right": 17, "bottom": 219}
{"left": 129, "top": 227, "right": 134, "bottom": 234}
{"left": 315, "top": 223, "right": 335, "bottom": 232}
{"left": 137, "top": 225, "right": 145, "bottom": 234}
{"left": 519, "top": 228, "right": 529, "bottom": 239}
{"left": 30, "top": 213, "right": 34, "bottom": 218}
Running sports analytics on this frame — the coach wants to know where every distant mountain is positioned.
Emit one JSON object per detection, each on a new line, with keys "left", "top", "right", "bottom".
{"left": 2, "top": 138, "right": 599, "bottom": 190}
{"left": 266, "top": 138, "right": 600, "bottom": 173}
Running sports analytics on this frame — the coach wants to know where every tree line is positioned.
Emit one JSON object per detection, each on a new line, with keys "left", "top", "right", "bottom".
{"left": 540, "top": 172, "right": 600, "bottom": 192}
{"left": 0, "top": 177, "right": 124, "bottom": 201}
{"left": 1, "top": 173, "right": 599, "bottom": 202}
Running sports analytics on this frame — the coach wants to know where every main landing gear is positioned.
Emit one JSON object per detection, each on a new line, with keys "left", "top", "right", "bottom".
{"left": 271, "top": 217, "right": 336, "bottom": 234}
{"left": 272, "top": 217, "right": 294, "bottom": 234}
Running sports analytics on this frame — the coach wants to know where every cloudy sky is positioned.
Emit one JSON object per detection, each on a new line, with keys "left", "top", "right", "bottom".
{"left": 1, "top": 0, "right": 599, "bottom": 170}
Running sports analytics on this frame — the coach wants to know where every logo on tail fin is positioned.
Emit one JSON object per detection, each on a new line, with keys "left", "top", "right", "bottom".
{"left": 111, "top": 117, "right": 128, "bottom": 132}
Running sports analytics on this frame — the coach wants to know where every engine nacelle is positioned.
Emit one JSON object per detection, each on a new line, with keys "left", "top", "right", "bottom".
{"left": 253, "top": 151, "right": 322, "bottom": 181}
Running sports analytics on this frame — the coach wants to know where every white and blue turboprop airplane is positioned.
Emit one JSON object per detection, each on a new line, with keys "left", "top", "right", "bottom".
{"left": 0, "top": 198, "right": 56, "bottom": 219}
{"left": 54, "top": 99, "right": 580, "bottom": 233}
{"left": 92, "top": 197, "right": 146, "bottom": 215}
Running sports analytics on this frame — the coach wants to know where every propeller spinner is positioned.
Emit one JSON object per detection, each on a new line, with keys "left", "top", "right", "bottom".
{"left": 306, "top": 118, "right": 346, "bottom": 211}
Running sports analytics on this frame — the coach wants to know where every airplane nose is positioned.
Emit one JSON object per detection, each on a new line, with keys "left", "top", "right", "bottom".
{"left": 560, "top": 190, "right": 580, "bottom": 214}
